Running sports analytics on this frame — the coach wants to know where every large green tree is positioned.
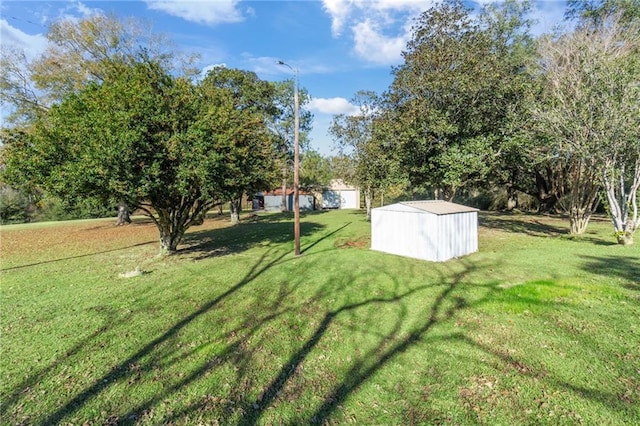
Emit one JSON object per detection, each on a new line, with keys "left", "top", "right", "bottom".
{"left": 3, "top": 61, "right": 277, "bottom": 253}
{"left": 1, "top": 14, "right": 191, "bottom": 124}
{"left": 299, "top": 150, "right": 332, "bottom": 193}
{"left": 385, "top": 0, "right": 534, "bottom": 202}
{"left": 532, "top": 13, "right": 640, "bottom": 241}
{"left": 269, "top": 80, "right": 313, "bottom": 211}
{"left": 565, "top": 0, "right": 640, "bottom": 26}
{"left": 1, "top": 14, "right": 197, "bottom": 222}
{"left": 330, "top": 90, "right": 395, "bottom": 220}
{"left": 199, "top": 67, "right": 280, "bottom": 223}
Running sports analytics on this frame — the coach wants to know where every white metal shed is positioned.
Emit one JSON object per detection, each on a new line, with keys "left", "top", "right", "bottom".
{"left": 371, "top": 200, "right": 478, "bottom": 262}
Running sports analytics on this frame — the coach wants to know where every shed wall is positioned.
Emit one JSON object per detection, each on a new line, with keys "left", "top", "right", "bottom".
{"left": 434, "top": 211, "right": 478, "bottom": 261}
{"left": 263, "top": 195, "right": 284, "bottom": 212}
{"left": 371, "top": 207, "right": 478, "bottom": 262}
{"left": 371, "top": 209, "right": 439, "bottom": 261}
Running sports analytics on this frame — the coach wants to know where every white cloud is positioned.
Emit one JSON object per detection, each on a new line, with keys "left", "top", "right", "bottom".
{"left": 321, "top": 0, "right": 435, "bottom": 65}
{"left": 530, "top": 1, "right": 571, "bottom": 36}
{"left": 199, "top": 63, "right": 227, "bottom": 78}
{"left": 145, "top": 0, "right": 245, "bottom": 26}
{"left": 0, "top": 19, "right": 48, "bottom": 59}
{"left": 352, "top": 20, "right": 407, "bottom": 65}
{"left": 308, "top": 97, "right": 359, "bottom": 116}
{"left": 322, "top": 0, "right": 351, "bottom": 36}
{"left": 71, "top": 1, "right": 102, "bottom": 18}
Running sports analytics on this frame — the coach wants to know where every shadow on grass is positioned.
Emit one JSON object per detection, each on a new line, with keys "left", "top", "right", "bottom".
{"left": 7, "top": 211, "right": 634, "bottom": 424}
{"left": 22, "top": 244, "right": 483, "bottom": 425}
{"left": 457, "top": 334, "right": 636, "bottom": 421}
{"left": 479, "top": 212, "right": 619, "bottom": 246}
{"left": 276, "top": 262, "right": 480, "bottom": 426}
{"left": 36, "top": 246, "right": 293, "bottom": 426}
{"left": 20, "top": 215, "right": 337, "bottom": 425}
{"left": 148, "top": 258, "right": 489, "bottom": 426}
{"left": 180, "top": 215, "right": 326, "bottom": 261}
{"left": 580, "top": 255, "right": 640, "bottom": 290}
{"left": 0, "top": 308, "right": 132, "bottom": 419}
{"left": 0, "top": 240, "right": 156, "bottom": 271}
{"left": 479, "top": 212, "right": 567, "bottom": 237}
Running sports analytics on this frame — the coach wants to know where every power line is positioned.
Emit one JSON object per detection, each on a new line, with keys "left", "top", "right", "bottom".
{"left": 6, "top": 15, "right": 47, "bottom": 29}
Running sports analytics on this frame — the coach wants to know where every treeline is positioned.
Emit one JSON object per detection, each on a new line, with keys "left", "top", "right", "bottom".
{"left": 0, "top": 12, "right": 323, "bottom": 251}
{"left": 330, "top": 0, "right": 639, "bottom": 244}
{"left": 1, "top": 0, "right": 638, "bottom": 248}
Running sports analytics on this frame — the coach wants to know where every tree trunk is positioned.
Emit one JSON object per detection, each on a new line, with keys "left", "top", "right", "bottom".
{"left": 569, "top": 207, "right": 591, "bottom": 234}
{"left": 281, "top": 173, "right": 288, "bottom": 212}
{"left": 230, "top": 198, "right": 242, "bottom": 225}
{"left": 603, "top": 161, "right": 639, "bottom": 246}
{"left": 159, "top": 231, "right": 181, "bottom": 254}
{"left": 148, "top": 201, "right": 212, "bottom": 254}
{"left": 506, "top": 185, "right": 518, "bottom": 211}
{"left": 564, "top": 159, "right": 600, "bottom": 235}
{"left": 444, "top": 186, "right": 456, "bottom": 202}
{"left": 115, "top": 202, "right": 131, "bottom": 226}
{"left": 535, "top": 168, "right": 564, "bottom": 213}
{"left": 157, "top": 219, "right": 184, "bottom": 254}
{"left": 615, "top": 231, "right": 634, "bottom": 245}
{"left": 364, "top": 187, "right": 372, "bottom": 221}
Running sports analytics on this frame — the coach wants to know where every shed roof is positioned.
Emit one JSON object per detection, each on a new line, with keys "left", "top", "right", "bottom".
{"left": 374, "top": 200, "right": 478, "bottom": 216}
{"left": 399, "top": 200, "right": 478, "bottom": 215}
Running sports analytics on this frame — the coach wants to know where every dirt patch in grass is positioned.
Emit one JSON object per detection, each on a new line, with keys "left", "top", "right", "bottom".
{"left": 1, "top": 215, "right": 232, "bottom": 267}
{"left": 334, "top": 236, "right": 370, "bottom": 249}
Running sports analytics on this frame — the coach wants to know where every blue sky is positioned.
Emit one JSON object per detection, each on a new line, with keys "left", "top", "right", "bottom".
{"left": 1, "top": 0, "right": 568, "bottom": 156}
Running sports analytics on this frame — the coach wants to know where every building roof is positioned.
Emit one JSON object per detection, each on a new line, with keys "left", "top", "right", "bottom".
{"left": 399, "top": 200, "right": 478, "bottom": 215}
{"left": 259, "top": 188, "right": 313, "bottom": 196}
{"left": 327, "top": 179, "right": 358, "bottom": 191}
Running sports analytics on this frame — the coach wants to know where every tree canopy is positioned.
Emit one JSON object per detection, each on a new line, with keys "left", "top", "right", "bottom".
{"left": 1, "top": 14, "right": 193, "bottom": 125}
{"left": 384, "top": 0, "right": 534, "bottom": 201}
{"left": 531, "top": 13, "right": 640, "bottom": 240}
{"left": 330, "top": 90, "right": 396, "bottom": 220}
{"left": 3, "top": 60, "right": 278, "bottom": 253}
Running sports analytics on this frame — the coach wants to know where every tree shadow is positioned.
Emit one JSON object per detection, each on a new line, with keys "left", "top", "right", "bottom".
{"left": 7, "top": 246, "right": 505, "bottom": 425}
{"left": 479, "top": 212, "right": 567, "bottom": 237}
{"left": 180, "top": 217, "right": 326, "bottom": 261}
{"left": 9, "top": 208, "right": 634, "bottom": 424}
{"left": 302, "top": 222, "right": 351, "bottom": 254}
{"left": 36, "top": 246, "right": 293, "bottom": 425}
{"left": 580, "top": 255, "right": 640, "bottom": 290}
{"left": 454, "top": 326, "right": 637, "bottom": 421}
{"left": 191, "top": 258, "right": 493, "bottom": 426}
{"left": 295, "top": 260, "right": 486, "bottom": 425}
{"left": 0, "top": 308, "right": 131, "bottom": 419}
{"left": 0, "top": 240, "right": 156, "bottom": 271}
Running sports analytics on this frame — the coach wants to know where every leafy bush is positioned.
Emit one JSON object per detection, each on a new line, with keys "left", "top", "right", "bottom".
{"left": 0, "top": 186, "right": 31, "bottom": 224}
{"left": 33, "top": 196, "right": 116, "bottom": 222}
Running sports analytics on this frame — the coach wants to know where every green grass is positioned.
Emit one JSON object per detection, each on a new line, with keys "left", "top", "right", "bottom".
{"left": 1, "top": 210, "right": 639, "bottom": 425}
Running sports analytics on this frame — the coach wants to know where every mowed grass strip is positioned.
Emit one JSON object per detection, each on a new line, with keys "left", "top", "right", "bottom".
{"left": 1, "top": 210, "right": 639, "bottom": 425}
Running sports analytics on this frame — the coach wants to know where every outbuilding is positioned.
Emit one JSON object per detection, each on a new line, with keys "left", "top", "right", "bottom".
{"left": 322, "top": 179, "right": 360, "bottom": 209}
{"left": 371, "top": 200, "right": 478, "bottom": 262}
{"left": 253, "top": 189, "right": 315, "bottom": 212}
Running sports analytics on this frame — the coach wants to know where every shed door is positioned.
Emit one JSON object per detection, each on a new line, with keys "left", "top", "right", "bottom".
{"left": 340, "top": 190, "right": 358, "bottom": 209}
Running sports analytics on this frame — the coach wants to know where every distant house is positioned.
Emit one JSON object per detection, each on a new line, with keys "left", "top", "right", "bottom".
{"left": 371, "top": 200, "right": 478, "bottom": 262}
{"left": 253, "top": 189, "right": 315, "bottom": 212}
{"left": 322, "top": 180, "right": 360, "bottom": 209}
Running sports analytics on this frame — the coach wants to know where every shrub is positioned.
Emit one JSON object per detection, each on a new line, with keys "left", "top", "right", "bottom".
{"left": 0, "top": 186, "right": 32, "bottom": 224}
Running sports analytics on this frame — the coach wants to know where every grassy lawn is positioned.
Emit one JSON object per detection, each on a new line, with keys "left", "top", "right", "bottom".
{"left": 1, "top": 210, "right": 639, "bottom": 425}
